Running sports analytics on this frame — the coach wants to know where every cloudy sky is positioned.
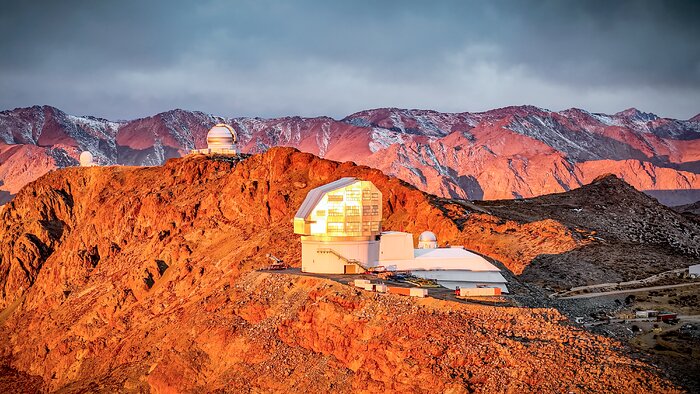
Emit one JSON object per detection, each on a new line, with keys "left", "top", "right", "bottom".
{"left": 1, "top": 0, "right": 698, "bottom": 120}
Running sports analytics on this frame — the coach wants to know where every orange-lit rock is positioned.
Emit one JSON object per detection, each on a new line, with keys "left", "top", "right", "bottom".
{"left": 0, "top": 148, "right": 686, "bottom": 392}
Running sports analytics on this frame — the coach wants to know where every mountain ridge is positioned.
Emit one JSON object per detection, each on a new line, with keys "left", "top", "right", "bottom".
{"left": 1, "top": 104, "right": 700, "bottom": 205}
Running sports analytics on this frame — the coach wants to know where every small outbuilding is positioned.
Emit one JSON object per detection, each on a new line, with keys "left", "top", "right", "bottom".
{"left": 689, "top": 264, "right": 700, "bottom": 278}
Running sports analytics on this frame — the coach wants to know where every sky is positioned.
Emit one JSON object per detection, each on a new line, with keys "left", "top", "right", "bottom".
{"left": 0, "top": 0, "right": 698, "bottom": 120}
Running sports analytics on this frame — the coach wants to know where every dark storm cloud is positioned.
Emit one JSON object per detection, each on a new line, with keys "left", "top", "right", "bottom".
{"left": 0, "top": 0, "right": 698, "bottom": 119}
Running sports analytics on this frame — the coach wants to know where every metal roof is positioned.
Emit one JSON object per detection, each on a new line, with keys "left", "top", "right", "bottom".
{"left": 381, "top": 247, "right": 501, "bottom": 272}
{"left": 294, "top": 177, "right": 358, "bottom": 220}
{"left": 412, "top": 270, "right": 507, "bottom": 283}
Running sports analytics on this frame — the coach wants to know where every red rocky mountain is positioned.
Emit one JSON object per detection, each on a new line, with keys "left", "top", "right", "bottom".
{"left": 0, "top": 148, "right": 684, "bottom": 392}
{"left": 1, "top": 104, "right": 699, "bottom": 205}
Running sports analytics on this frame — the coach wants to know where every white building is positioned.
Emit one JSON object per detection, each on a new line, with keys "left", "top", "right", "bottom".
{"left": 690, "top": 264, "right": 700, "bottom": 278}
{"left": 378, "top": 231, "right": 509, "bottom": 292}
{"left": 294, "top": 177, "right": 383, "bottom": 274}
{"left": 190, "top": 124, "right": 237, "bottom": 155}
{"left": 294, "top": 179, "right": 508, "bottom": 292}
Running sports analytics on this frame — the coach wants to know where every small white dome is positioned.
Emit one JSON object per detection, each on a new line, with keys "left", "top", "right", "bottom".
{"left": 418, "top": 231, "right": 438, "bottom": 249}
{"left": 418, "top": 231, "right": 437, "bottom": 242}
{"left": 206, "top": 123, "right": 236, "bottom": 149}
{"left": 79, "top": 151, "right": 94, "bottom": 167}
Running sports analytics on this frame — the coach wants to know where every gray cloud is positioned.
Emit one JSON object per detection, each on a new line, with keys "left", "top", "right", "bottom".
{"left": 0, "top": 0, "right": 698, "bottom": 120}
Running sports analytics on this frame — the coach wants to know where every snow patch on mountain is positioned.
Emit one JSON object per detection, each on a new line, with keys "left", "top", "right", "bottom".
{"left": 317, "top": 122, "right": 331, "bottom": 157}
{"left": 369, "top": 127, "right": 405, "bottom": 153}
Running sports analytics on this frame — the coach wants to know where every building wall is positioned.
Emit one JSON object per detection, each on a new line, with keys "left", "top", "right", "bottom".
{"left": 301, "top": 238, "right": 380, "bottom": 274}
{"left": 190, "top": 148, "right": 237, "bottom": 155}
{"left": 378, "top": 232, "right": 414, "bottom": 261}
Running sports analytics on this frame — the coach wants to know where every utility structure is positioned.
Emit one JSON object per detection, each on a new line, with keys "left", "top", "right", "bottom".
{"left": 294, "top": 177, "right": 382, "bottom": 274}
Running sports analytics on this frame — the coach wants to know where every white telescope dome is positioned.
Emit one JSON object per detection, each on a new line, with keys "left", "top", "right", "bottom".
{"left": 418, "top": 231, "right": 438, "bottom": 249}
{"left": 206, "top": 123, "right": 236, "bottom": 150}
{"left": 79, "top": 151, "right": 95, "bottom": 167}
{"left": 419, "top": 231, "right": 437, "bottom": 242}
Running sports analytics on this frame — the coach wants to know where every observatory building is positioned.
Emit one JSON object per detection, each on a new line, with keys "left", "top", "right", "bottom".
{"left": 294, "top": 177, "right": 383, "bottom": 274}
{"left": 295, "top": 178, "right": 508, "bottom": 292}
{"left": 190, "top": 124, "right": 237, "bottom": 155}
{"left": 378, "top": 231, "right": 509, "bottom": 292}
{"left": 79, "top": 151, "right": 97, "bottom": 167}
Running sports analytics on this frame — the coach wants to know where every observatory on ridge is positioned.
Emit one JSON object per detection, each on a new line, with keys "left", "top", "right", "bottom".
{"left": 378, "top": 231, "right": 509, "bottom": 292}
{"left": 79, "top": 151, "right": 97, "bottom": 167}
{"left": 294, "top": 177, "right": 383, "bottom": 274}
{"left": 190, "top": 124, "right": 237, "bottom": 155}
{"left": 295, "top": 178, "right": 508, "bottom": 292}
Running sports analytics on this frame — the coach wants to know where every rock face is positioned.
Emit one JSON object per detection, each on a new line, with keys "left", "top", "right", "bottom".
{"left": 0, "top": 147, "right": 685, "bottom": 392}
{"left": 2, "top": 105, "right": 700, "bottom": 205}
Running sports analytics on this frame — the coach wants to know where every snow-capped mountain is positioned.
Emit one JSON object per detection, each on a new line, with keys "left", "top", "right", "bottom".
{"left": 1, "top": 104, "right": 700, "bottom": 205}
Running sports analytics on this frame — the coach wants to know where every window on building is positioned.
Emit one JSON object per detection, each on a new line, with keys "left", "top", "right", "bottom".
{"left": 327, "top": 207, "right": 344, "bottom": 217}
{"left": 327, "top": 194, "right": 344, "bottom": 202}
{"left": 345, "top": 190, "right": 361, "bottom": 201}
{"left": 328, "top": 223, "right": 344, "bottom": 233}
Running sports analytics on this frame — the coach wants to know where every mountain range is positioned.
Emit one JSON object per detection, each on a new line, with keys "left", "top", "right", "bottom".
{"left": 1, "top": 104, "right": 699, "bottom": 205}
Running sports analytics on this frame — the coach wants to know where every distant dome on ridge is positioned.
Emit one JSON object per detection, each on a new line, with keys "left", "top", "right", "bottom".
{"left": 190, "top": 124, "right": 238, "bottom": 155}
{"left": 206, "top": 124, "right": 236, "bottom": 150}
{"left": 79, "top": 151, "right": 95, "bottom": 167}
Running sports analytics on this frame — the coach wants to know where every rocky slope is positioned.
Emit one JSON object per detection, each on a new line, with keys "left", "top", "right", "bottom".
{"left": 673, "top": 200, "right": 700, "bottom": 218}
{"left": 473, "top": 174, "right": 700, "bottom": 289}
{"left": 0, "top": 147, "right": 687, "bottom": 392}
{"left": 2, "top": 104, "right": 700, "bottom": 205}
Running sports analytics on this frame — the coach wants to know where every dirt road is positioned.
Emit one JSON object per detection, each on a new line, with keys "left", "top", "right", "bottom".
{"left": 560, "top": 282, "right": 700, "bottom": 299}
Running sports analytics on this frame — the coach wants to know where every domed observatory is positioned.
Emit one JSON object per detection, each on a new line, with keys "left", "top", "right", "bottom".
{"left": 294, "top": 178, "right": 382, "bottom": 274}
{"left": 417, "top": 231, "right": 438, "bottom": 249}
{"left": 79, "top": 151, "right": 97, "bottom": 167}
{"left": 190, "top": 124, "right": 237, "bottom": 154}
